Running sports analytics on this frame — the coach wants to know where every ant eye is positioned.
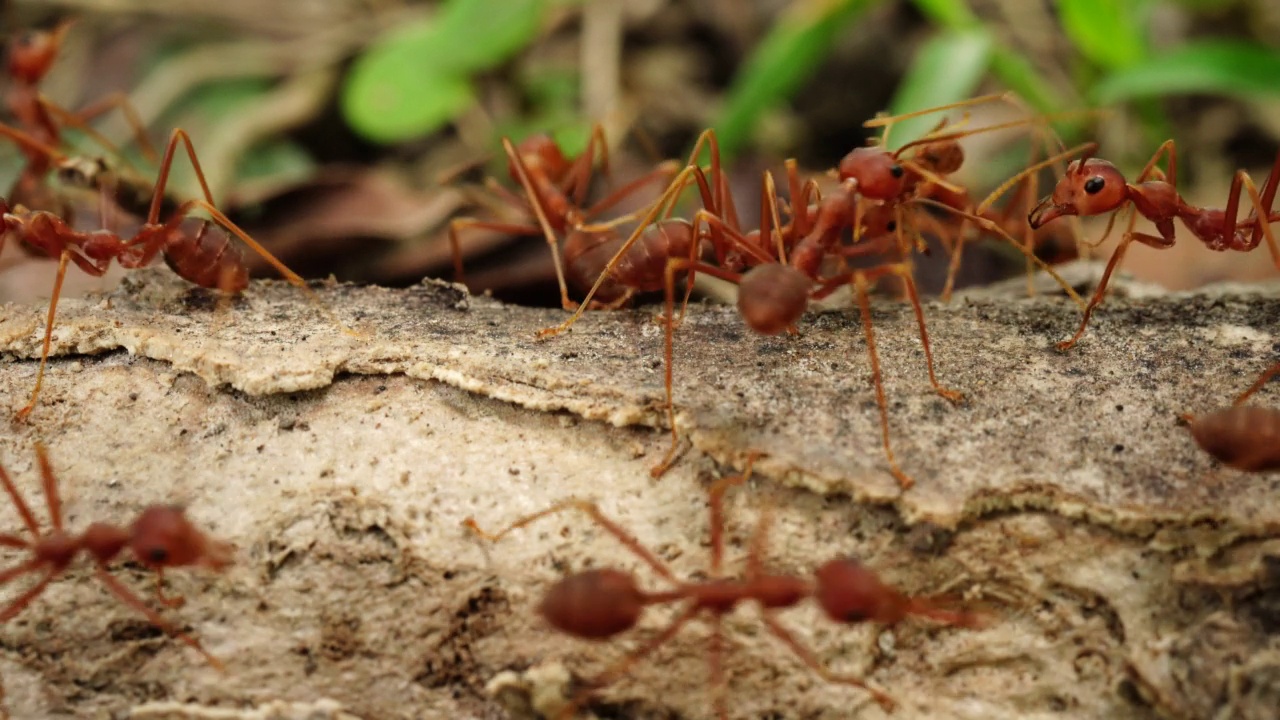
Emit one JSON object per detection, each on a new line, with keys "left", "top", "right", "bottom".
{"left": 886, "top": 221, "right": 897, "bottom": 232}
{"left": 147, "top": 547, "right": 169, "bottom": 564}
{"left": 889, "top": 164, "right": 904, "bottom": 179}
{"left": 1084, "top": 177, "right": 1106, "bottom": 195}
{"left": 15, "top": 32, "right": 36, "bottom": 47}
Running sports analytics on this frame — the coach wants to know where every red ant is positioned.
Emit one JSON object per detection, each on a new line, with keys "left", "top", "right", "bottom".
{"left": 1181, "top": 360, "right": 1280, "bottom": 473}
{"left": 0, "top": 123, "right": 322, "bottom": 419}
{"left": 463, "top": 455, "right": 985, "bottom": 719}
{"left": 534, "top": 119, "right": 1084, "bottom": 483}
{"left": 448, "top": 126, "right": 680, "bottom": 309}
{"left": 1025, "top": 141, "right": 1280, "bottom": 350}
{"left": 0, "top": 444, "right": 233, "bottom": 667}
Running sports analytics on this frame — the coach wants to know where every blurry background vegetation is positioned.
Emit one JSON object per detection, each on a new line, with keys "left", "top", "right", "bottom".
{"left": 2, "top": 0, "right": 1280, "bottom": 306}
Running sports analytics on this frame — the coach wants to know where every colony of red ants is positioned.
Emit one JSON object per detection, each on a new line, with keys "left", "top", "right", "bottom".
{"left": 0, "top": 17, "right": 1278, "bottom": 720}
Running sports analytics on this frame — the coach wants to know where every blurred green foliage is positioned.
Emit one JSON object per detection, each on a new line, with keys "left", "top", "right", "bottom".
{"left": 341, "top": 0, "right": 556, "bottom": 144}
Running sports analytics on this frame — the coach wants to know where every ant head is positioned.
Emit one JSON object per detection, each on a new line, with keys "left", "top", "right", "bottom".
{"left": 539, "top": 568, "right": 643, "bottom": 640}
{"left": 737, "top": 264, "right": 811, "bottom": 336}
{"left": 813, "top": 557, "right": 900, "bottom": 625}
{"left": 911, "top": 140, "right": 964, "bottom": 176}
{"left": 837, "top": 148, "right": 907, "bottom": 201}
{"left": 128, "top": 505, "right": 234, "bottom": 572}
{"left": 508, "top": 134, "right": 568, "bottom": 184}
{"left": 6, "top": 21, "right": 73, "bottom": 85}
{"left": 1029, "top": 158, "right": 1127, "bottom": 227}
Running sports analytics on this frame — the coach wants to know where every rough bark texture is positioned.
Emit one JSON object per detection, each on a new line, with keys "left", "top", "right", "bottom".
{"left": 0, "top": 267, "right": 1277, "bottom": 720}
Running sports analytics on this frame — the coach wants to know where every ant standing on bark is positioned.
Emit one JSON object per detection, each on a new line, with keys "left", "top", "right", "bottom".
{"left": 0, "top": 444, "right": 233, "bottom": 667}
{"left": 464, "top": 455, "right": 986, "bottom": 718}
{"left": 1024, "top": 141, "right": 1280, "bottom": 350}
{"left": 0, "top": 124, "right": 329, "bottom": 419}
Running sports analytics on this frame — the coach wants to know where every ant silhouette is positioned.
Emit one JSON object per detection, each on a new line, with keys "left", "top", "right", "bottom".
{"left": 464, "top": 456, "right": 985, "bottom": 718}
{"left": 0, "top": 444, "right": 233, "bottom": 667}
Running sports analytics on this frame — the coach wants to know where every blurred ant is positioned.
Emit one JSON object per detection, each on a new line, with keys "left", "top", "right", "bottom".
{"left": 1182, "top": 360, "right": 1280, "bottom": 473}
{"left": 0, "top": 444, "right": 233, "bottom": 667}
{"left": 0, "top": 123, "right": 324, "bottom": 419}
{"left": 448, "top": 126, "right": 680, "bottom": 309}
{"left": 464, "top": 456, "right": 986, "bottom": 718}
{"left": 1024, "top": 141, "right": 1280, "bottom": 350}
{"left": 4, "top": 20, "right": 157, "bottom": 214}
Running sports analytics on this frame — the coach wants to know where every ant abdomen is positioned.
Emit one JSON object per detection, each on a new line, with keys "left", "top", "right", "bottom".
{"left": 1187, "top": 405, "right": 1280, "bottom": 472}
{"left": 539, "top": 569, "right": 645, "bottom": 640}
{"left": 563, "top": 228, "right": 634, "bottom": 303}
{"left": 161, "top": 218, "right": 249, "bottom": 293}
{"left": 837, "top": 148, "right": 907, "bottom": 201}
{"left": 610, "top": 220, "right": 699, "bottom": 293}
{"left": 737, "top": 264, "right": 811, "bottom": 335}
{"left": 813, "top": 557, "right": 904, "bottom": 625}
{"left": 508, "top": 134, "right": 569, "bottom": 182}
{"left": 913, "top": 141, "right": 964, "bottom": 176}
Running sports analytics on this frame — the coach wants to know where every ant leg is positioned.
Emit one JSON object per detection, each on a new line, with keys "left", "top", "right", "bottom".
{"left": 153, "top": 568, "right": 186, "bottom": 608}
{"left": 447, "top": 218, "right": 542, "bottom": 285}
{"left": 581, "top": 160, "right": 681, "bottom": 219}
{"left": 538, "top": 165, "right": 707, "bottom": 338}
{"left": 562, "top": 123, "right": 611, "bottom": 206}
{"left": 32, "top": 444, "right": 63, "bottom": 532}
{"left": 1235, "top": 170, "right": 1280, "bottom": 267}
{"left": 0, "top": 459, "right": 42, "bottom": 540}
{"left": 38, "top": 92, "right": 159, "bottom": 162}
{"left": 1235, "top": 361, "right": 1280, "bottom": 406}
{"left": 15, "top": 250, "right": 72, "bottom": 421}
{"left": 1246, "top": 149, "right": 1280, "bottom": 251}
{"left": 91, "top": 564, "right": 224, "bottom": 670}
{"left": 567, "top": 604, "right": 699, "bottom": 709}
{"left": 885, "top": 264, "right": 964, "bottom": 404}
{"left": 1056, "top": 223, "right": 1174, "bottom": 351}
{"left": 0, "top": 566, "right": 58, "bottom": 622}
{"left": 815, "top": 270, "right": 915, "bottom": 489}
{"left": 914, "top": 198, "right": 1087, "bottom": 309}
{"left": 939, "top": 212, "right": 970, "bottom": 302}
{"left": 463, "top": 501, "right": 678, "bottom": 584}
{"left": 759, "top": 614, "right": 896, "bottom": 711}
{"left": 709, "top": 614, "right": 728, "bottom": 720}
{"left": 706, "top": 454, "right": 758, "bottom": 575}
{"left": 651, "top": 257, "right": 745, "bottom": 479}
{"left": 502, "top": 137, "right": 575, "bottom": 310}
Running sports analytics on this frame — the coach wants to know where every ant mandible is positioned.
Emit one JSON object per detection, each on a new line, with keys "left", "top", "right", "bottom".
{"left": 464, "top": 456, "right": 986, "bottom": 718}
{"left": 0, "top": 444, "right": 233, "bottom": 667}
{"left": 1024, "top": 141, "right": 1280, "bottom": 350}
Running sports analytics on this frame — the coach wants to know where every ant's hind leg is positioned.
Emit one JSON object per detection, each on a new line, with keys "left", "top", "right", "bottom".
{"left": 760, "top": 614, "right": 896, "bottom": 711}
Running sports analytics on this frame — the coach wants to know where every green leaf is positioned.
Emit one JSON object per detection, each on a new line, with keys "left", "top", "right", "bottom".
{"left": 236, "top": 138, "right": 315, "bottom": 185}
{"left": 343, "top": 68, "right": 475, "bottom": 144}
{"left": 713, "top": 0, "right": 885, "bottom": 160}
{"left": 908, "top": 0, "right": 1077, "bottom": 138}
{"left": 436, "top": 0, "right": 547, "bottom": 71}
{"left": 881, "top": 29, "right": 993, "bottom": 149}
{"left": 1058, "top": 0, "right": 1149, "bottom": 70}
{"left": 340, "top": 0, "right": 549, "bottom": 144}
{"left": 1092, "top": 40, "right": 1280, "bottom": 104}
{"left": 908, "top": 0, "right": 978, "bottom": 27}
